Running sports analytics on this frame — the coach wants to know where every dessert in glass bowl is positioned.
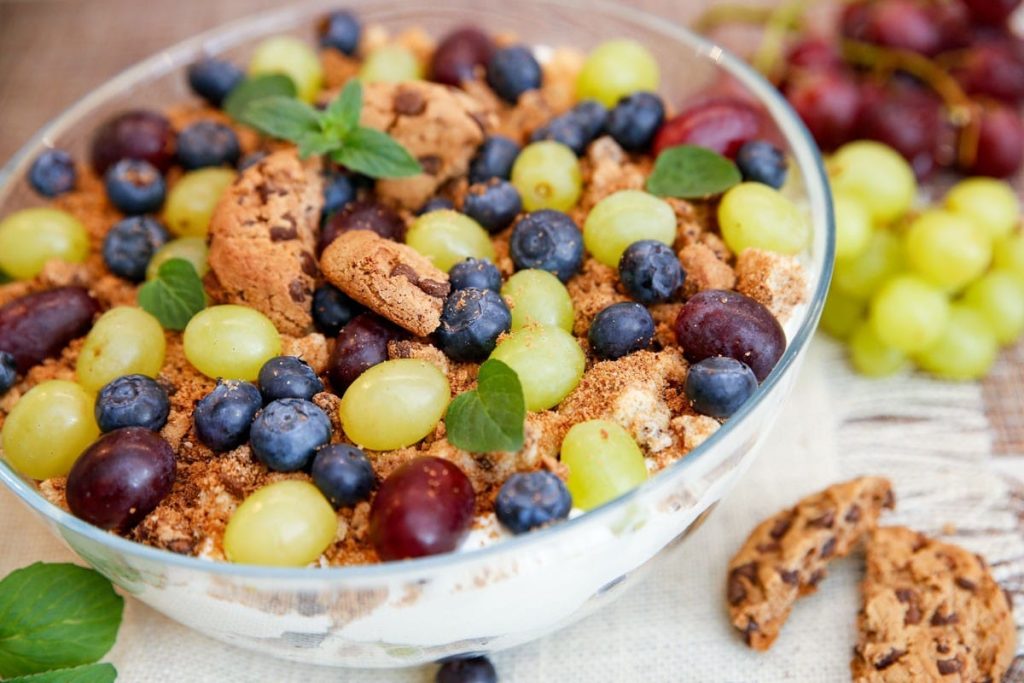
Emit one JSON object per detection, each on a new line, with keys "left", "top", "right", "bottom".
{"left": 0, "top": 0, "right": 833, "bottom": 667}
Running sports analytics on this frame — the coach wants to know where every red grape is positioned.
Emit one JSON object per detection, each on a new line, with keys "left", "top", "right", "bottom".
{"left": 319, "top": 200, "right": 406, "bottom": 253}
{"left": 962, "top": 0, "right": 1023, "bottom": 25}
{"left": 429, "top": 26, "right": 494, "bottom": 87}
{"left": 369, "top": 456, "right": 475, "bottom": 561}
{"left": 66, "top": 427, "right": 176, "bottom": 532}
{"left": 960, "top": 104, "right": 1024, "bottom": 178}
{"left": 856, "top": 83, "right": 945, "bottom": 178}
{"left": 955, "top": 45, "right": 1024, "bottom": 105}
{"left": 90, "top": 110, "right": 175, "bottom": 175}
{"left": 784, "top": 69, "right": 861, "bottom": 151}
{"left": 673, "top": 289, "right": 786, "bottom": 382}
{"left": 0, "top": 287, "right": 99, "bottom": 373}
{"left": 653, "top": 100, "right": 760, "bottom": 158}
{"left": 785, "top": 38, "right": 842, "bottom": 71}
{"left": 327, "top": 313, "right": 401, "bottom": 393}
{"left": 841, "top": 0, "right": 965, "bottom": 56}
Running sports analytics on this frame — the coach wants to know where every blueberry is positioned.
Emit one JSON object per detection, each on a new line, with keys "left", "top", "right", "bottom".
{"left": 102, "top": 216, "right": 171, "bottom": 282}
{"left": 323, "top": 172, "right": 356, "bottom": 218}
{"left": 238, "top": 150, "right": 268, "bottom": 171}
{"left": 312, "top": 284, "right": 362, "bottom": 336}
{"left": 495, "top": 470, "right": 571, "bottom": 534}
{"left": 104, "top": 159, "right": 165, "bottom": 215}
{"left": 29, "top": 149, "right": 76, "bottom": 198}
{"left": 618, "top": 240, "right": 684, "bottom": 305}
{"left": 95, "top": 374, "right": 170, "bottom": 433}
{"left": 436, "top": 656, "right": 498, "bottom": 683}
{"left": 736, "top": 140, "right": 788, "bottom": 189}
{"left": 176, "top": 121, "right": 241, "bottom": 170}
{"left": 463, "top": 180, "right": 522, "bottom": 233}
{"left": 318, "top": 10, "right": 361, "bottom": 55}
{"left": 258, "top": 356, "right": 324, "bottom": 403}
{"left": 187, "top": 59, "right": 244, "bottom": 107}
{"left": 606, "top": 92, "right": 665, "bottom": 153}
{"left": 530, "top": 114, "right": 589, "bottom": 156}
{"left": 448, "top": 258, "right": 502, "bottom": 292}
{"left": 685, "top": 356, "right": 758, "bottom": 418}
{"left": 572, "top": 100, "right": 608, "bottom": 140}
{"left": 486, "top": 46, "right": 542, "bottom": 104}
{"left": 435, "top": 288, "right": 511, "bottom": 362}
{"left": 193, "top": 380, "right": 262, "bottom": 452}
{"left": 0, "top": 352, "right": 17, "bottom": 395}
{"left": 418, "top": 197, "right": 456, "bottom": 215}
{"left": 469, "top": 136, "right": 520, "bottom": 183}
{"left": 250, "top": 398, "right": 332, "bottom": 472}
{"left": 588, "top": 302, "right": 655, "bottom": 360}
{"left": 509, "top": 210, "right": 584, "bottom": 282}
{"left": 311, "top": 444, "right": 375, "bottom": 508}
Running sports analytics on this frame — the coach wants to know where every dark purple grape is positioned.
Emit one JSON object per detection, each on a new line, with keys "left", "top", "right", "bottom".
{"left": 0, "top": 287, "right": 99, "bottom": 373}
{"left": 785, "top": 38, "right": 842, "bottom": 71}
{"left": 955, "top": 45, "right": 1024, "bottom": 105}
{"left": 66, "top": 427, "right": 176, "bottom": 532}
{"left": 90, "top": 110, "right": 175, "bottom": 175}
{"left": 960, "top": 104, "right": 1024, "bottom": 178}
{"left": 327, "top": 313, "right": 400, "bottom": 393}
{"left": 783, "top": 70, "right": 861, "bottom": 152}
{"left": 430, "top": 26, "right": 494, "bottom": 87}
{"left": 369, "top": 456, "right": 475, "bottom": 561}
{"left": 319, "top": 200, "right": 406, "bottom": 253}
{"left": 962, "top": 0, "right": 1022, "bottom": 25}
{"left": 856, "top": 83, "right": 943, "bottom": 178}
{"left": 653, "top": 100, "right": 761, "bottom": 159}
{"left": 841, "top": 0, "right": 948, "bottom": 56}
{"left": 673, "top": 290, "right": 785, "bottom": 382}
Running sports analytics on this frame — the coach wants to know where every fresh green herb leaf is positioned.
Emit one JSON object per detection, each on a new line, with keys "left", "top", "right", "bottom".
{"left": 295, "top": 132, "right": 339, "bottom": 159}
{"left": 446, "top": 359, "right": 526, "bottom": 453}
{"left": 223, "top": 74, "right": 297, "bottom": 125}
{"left": 137, "top": 258, "right": 207, "bottom": 331}
{"left": 645, "top": 145, "right": 742, "bottom": 199}
{"left": 0, "top": 269, "right": 11, "bottom": 284}
{"left": 0, "top": 563, "right": 124, "bottom": 678}
{"left": 331, "top": 126, "right": 422, "bottom": 179}
{"left": 239, "top": 96, "right": 320, "bottom": 141}
{"left": 324, "top": 80, "right": 363, "bottom": 138}
{"left": 6, "top": 662, "right": 118, "bottom": 683}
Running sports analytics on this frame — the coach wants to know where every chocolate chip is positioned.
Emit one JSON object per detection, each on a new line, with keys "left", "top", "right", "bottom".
{"left": 844, "top": 504, "right": 862, "bottom": 523}
{"left": 742, "top": 620, "right": 759, "bottom": 646}
{"left": 728, "top": 562, "right": 757, "bottom": 606}
{"left": 300, "top": 251, "right": 318, "bottom": 278}
{"left": 937, "top": 658, "right": 962, "bottom": 675}
{"left": 955, "top": 577, "right": 977, "bottom": 591}
{"left": 912, "top": 533, "right": 928, "bottom": 552}
{"left": 756, "top": 542, "right": 781, "bottom": 553}
{"left": 896, "top": 588, "right": 922, "bottom": 625}
{"left": 288, "top": 279, "right": 307, "bottom": 303}
{"left": 807, "top": 510, "right": 835, "bottom": 529}
{"left": 418, "top": 278, "right": 450, "bottom": 298}
{"left": 820, "top": 536, "right": 837, "bottom": 559}
{"left": 394, "top": 87, "right": 426, "bottom": 116}
{"left": 418, "top": 155, "right": 442, "bottom": 175}
{"left": 769, "top": 516, "right": 792, "bottom": 540}
{"left": 930, "top": 609, "right": 959, "bottom": 626}
{"left": 936, "top": 642, "right": 950, "bottom": 654}
{"left": 269, "top": 225, "right": 298, "bottom": 241}
{"left": 255, "top": 182, "right": 271, "bottom": 204}
{"left": 778, "top": 568, "right": 799, "bottom": 586}
{"left": 874, "top": 649, "right": 906, "bottom": 670}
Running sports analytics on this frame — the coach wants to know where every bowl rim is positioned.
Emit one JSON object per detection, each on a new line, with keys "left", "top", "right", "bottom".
{"left": 0, "top": 0, "right": 835, "bottom": 580}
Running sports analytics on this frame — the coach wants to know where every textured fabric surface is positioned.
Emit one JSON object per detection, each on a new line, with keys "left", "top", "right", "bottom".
{"left": 2, "top": 340, "right": 1022, "bottom": 682}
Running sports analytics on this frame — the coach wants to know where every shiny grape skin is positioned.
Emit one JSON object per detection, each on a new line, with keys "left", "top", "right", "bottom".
{"left": 327, "top": 313, "right": 401, "bottom": 393}
{"left": 855, "top": 83, "right": 944, "bottom": 179}
{"left": 429, "top": 26, "right": 494, "bottom": 87}
{"left": 784, "top": 70, "right": 861, "bottom": 152}
{"left": 66, "top": 427, "right": 176, "bottom": 532}
{"left": 652, "top": 100, "right": 760, "bottom": 158}
{"left": 0, "top": 287, "right": 99, "bottom": 373}
{"left": 319, "top": 200, "right": 405, "bottom": 253}
{"left": 785, "top": 38, "right": 842, "bottom": 71}
{"left": 962, "top": 0, "right": 1023, "bottom": 24}
{"left": 961, "top": 105, "right": 1024, "bottom": 178}
{"left": 90, "top": 110, "right": 175, "bottom": 175}
{"left": 954, "top": 45, "right": 1024, "bottom": 106}
{"left": 673, "top": 289, "right": 786, "bottom": 382}
{"left": 369, "top": 456, "right": 475, "bottom": 561}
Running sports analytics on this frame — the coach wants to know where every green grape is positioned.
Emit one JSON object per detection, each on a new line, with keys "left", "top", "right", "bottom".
{"left": 945, "top": 177, "right": 1020, "bottom": 242}
{"left": 146, "top": 237, "right": 209, "bottom": 280}
{"left": 832, "top": 229, "right": 904, "bottom": 301}
{"left": 904, "top": 210, "right": 991, "bottom": 291}
{"left": 405, "top": 210, "right": 495, "bottom": 272}
{"left": 501, "top": 269, "right": 574, "bottom": 332}
{"left": 575, "top": 40, "right": 660, "bottom": 108}
{"left": 0, "top": 208, "right": 89, "bottom": 280}
{"left": 868, "top": 275, "right": 950, "bottom": 353}
{"left": 248, "top": 35, "right": 324, "bottom": 103}
{"left": 583, "top": 190, "right": 676, "bottom": 267}
{"left": 829, "top": 141, "right": 916, "bottom": 224}
{"left": 224, "top": 480, "right": 337, "bottom": 566}
{"left": 340, "top": 359, "right": 450, "bottom": 451}
{"left": 820, "top": 288, "right": 866, "bottom": 341}
{"left": 561, "top": 419, "right": 647, "bottom": 510}
{"left": 359, "top": 44, "right": 424, "bottom": 83}
{"left": 833, "top": 191, "right": 873, "bottom": 260}
{"left": 489, "top": 326, "right": 585, "bottom": 411}
{"left": 718, "top": 182, "right": 810, "bottom": 256}
{"left": 1, "top": 380, "right": 99, "bottom": 479}
{"left": 993, "top": 234, "right": 1024, "bottom": 290}
{"left": 963, "top": 270, "right": 1024, "bottom": 346}
{"left": 848, "top": 323, "right": 907, "bottom": 377}
{"left": 183, "top": 305, "right": 281, "bottom": 381}
{"left": 77, "top": 307, "right": 166, "bottom": 393}
{"left": 914, "top": 304, "right": 998, "bottom": 381}
{"left": 164, "top": 168, "right": 236, "bottom": 238}
{"left": 510, "top": 141, "right": 582, "bottom": 212}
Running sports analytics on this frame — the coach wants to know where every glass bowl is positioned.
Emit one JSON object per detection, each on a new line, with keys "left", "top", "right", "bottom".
{"left": 0, "top": 0, "right": 834, "bottom": 669}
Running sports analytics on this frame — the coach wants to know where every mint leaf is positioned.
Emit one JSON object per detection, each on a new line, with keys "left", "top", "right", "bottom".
{"left": 0, "top": 563, "right": 123, "bottom": 678}
{"left": 645, "top": 145, "right": 742, "bottom": 199}
{"left": 223, "top": 74, "right": 297, "bottom": 125}
{"left": 6, "top": 663, "right": 117, "bottom": 683}
{"left": 295, "top": 131, "right": 338, "bottom": 159}
{"left": 446, "top": 359, "right": 525, "bottom": 453}
{"left": 324, "top": 80, "right": 362, "bottom": 138}
{"left": 0, "top": 269, "right": 10, "bottom": 284}
{"left": 332, "top": 126, "right": 422, "bottom": 179}
{"left": 137, "top": 258, "right": 207, "bottom": 331}
{"left": 241, "top": 96, "right": 320, "bottom": 140}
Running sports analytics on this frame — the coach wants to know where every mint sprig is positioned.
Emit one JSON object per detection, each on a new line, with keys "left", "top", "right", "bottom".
{"left": 0, "top": 563, "right": 123, "bottom": 679}
{"left": 446, "top": 359, "right": 526, "bottom": 453}
{"left": 646, "top": 145, "right": 742, "bottom": 199}
{"left": 240, "top": 80, "right": 422, "bottom": 179}
{"left": 137, "top": 258, "right": 207, "bottom": 331}
{"left": 223, "top": 74, "right": 297, "bottom": 124}
{"left": 7, "top": 662, "right": 117, "bottom": 682}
